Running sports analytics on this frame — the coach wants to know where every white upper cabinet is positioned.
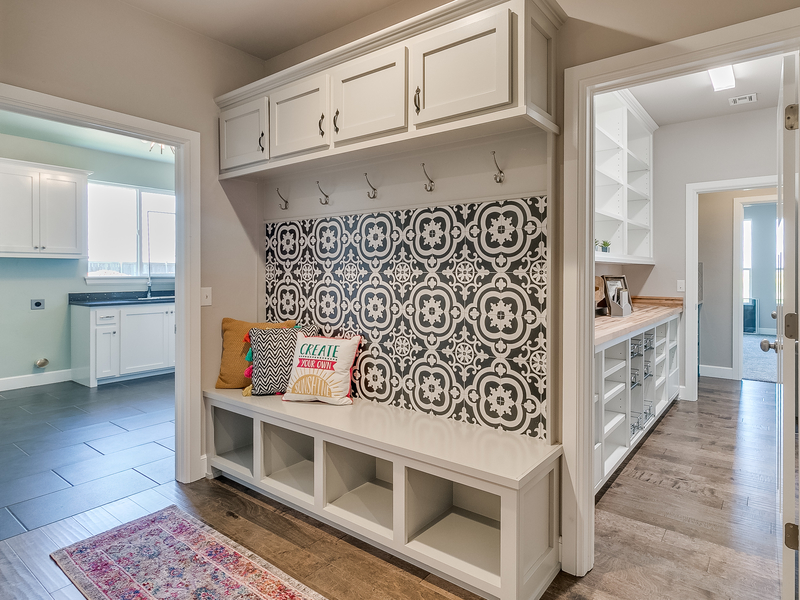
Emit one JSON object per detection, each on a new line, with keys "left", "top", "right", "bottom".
{"left": 331, "top": 46, "right": 408, "bottom": 143}
{"left": 0, "top": 158, "right": 88, "bottom": 258}
{"left": 270, "top": 73, "right": 330, "bottom": 158}
{"left": 219, "top": 96, "right": 269, "bottom": 170}
{"left": 0, "top": 162, "right": 39, "bottom": 253}
{"left": 410, "top": 8, "right": 511, "bottom": 125}
{"left": 39, "top": 171, "right": 84, "bottom": 256}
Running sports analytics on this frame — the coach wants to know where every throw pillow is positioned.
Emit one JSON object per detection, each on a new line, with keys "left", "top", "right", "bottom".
{"left": 283, "top": 334, "right": 362, "bottom": 405}
{"left": 215, "top": 318, "right": 296, "bottom": 389}
{"left": 250, "top": 324, "right": 320, "bottom": 396}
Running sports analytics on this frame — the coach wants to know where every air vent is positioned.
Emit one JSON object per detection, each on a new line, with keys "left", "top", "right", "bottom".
{"left": 729, "top": 93, "right": 758, "bottom": 106}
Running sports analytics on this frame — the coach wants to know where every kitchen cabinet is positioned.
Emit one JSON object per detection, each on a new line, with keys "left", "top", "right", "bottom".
{"left": 269, "top": 73, "right": 330, "bottom": 158}
{"left": 0, "top": 158, "right": 89, "bottom": 258}
{"left": 219, "top": 96, "right": 269, "bottom": 170}
{"left": 331, "top": 46, "right": 408, "bottom": 143}
{"left": 71, "top": 303, "right": 175, "bottom": 387}
{"left": 410, "top": 8, "right": 511, "bottom": 125}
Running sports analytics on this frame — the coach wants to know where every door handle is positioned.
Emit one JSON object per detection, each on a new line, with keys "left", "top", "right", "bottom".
{"left": 318, "top": 113, "right": 325, "bottom": 137}
{"left": 258, "top": 131, "right": 264, "bottom": 152}
{"left": 760, "top": 339, "right": 778, "bottom": 353}
{"left": 333, "top": 109, "right": 339, "bottom": 134}
{"left": 414, "top": 87, "right": 421, "bottom": 115}
{"left": 772, "top": 310, "right": 778, "bottom": 319}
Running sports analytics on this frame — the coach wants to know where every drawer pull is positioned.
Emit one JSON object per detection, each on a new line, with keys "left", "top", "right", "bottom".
{"left": 318, "top": 113, "right": 325, "bottom": 137}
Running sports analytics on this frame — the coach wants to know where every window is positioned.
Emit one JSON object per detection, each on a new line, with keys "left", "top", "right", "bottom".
{"left": 87, "top": 183, "right": 175, "bottom": 277}
{"left": 742, "top": 219, "right": 752, "bottom": 302}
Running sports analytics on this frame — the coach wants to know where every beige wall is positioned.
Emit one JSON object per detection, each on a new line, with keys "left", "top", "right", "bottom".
{"left": 0, "top": 0, "right": 266, "bottom": 389}
{"left": 698, "top": 188, "right": 777, "bottom": 370}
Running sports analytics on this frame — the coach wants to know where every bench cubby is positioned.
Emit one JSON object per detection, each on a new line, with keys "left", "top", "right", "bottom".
{"left": 203, "top": 388, "right": 561, "bottom": 600}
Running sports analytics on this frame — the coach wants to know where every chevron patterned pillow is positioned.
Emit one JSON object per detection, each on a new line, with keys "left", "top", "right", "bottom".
{"left": 250, "top": 324, "right": 319, "bottom": 395}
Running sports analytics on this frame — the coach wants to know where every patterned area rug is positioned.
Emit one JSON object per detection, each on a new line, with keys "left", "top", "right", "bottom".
{"left": 51, "top": 505, "right": 327, "bottom": 600}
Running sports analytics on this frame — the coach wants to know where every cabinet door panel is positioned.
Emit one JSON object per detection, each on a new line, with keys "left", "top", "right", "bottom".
{"left": 411, "top": 9, "right": 511, "bottom": 125}
{"left": 220, "top": 96, "right": 269, "bottom": 170}
{"left": 40, "top": 173, "right": 83, "bottom": 255}
{"left": 95, "top": 326, "right": 120, "bottom": 379}
{"left": 119, "top": 307, "right": 169, "bottom": 374}
{"left": 332, "top": 47, "right": 407, "bottom": 143}
{"left": 0, "top": 166, "right": 39, "bottom": 253}
{"left": 270, "top": 74, "right": 330, "bottom": 158}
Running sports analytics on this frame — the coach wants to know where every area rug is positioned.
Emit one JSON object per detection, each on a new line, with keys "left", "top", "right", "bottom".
{"left": 50, "top": 504, "right": 327, "bottom": 600}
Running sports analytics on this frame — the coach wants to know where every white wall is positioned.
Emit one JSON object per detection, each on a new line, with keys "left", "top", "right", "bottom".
{"left": 0, "top": 0, "right": 266, "bottom": 390}
{"left": 0, "top": 133, "right": 175, "bottom": 380}
{"left": 617, "top": 107, "right": 777, "bottom": 384}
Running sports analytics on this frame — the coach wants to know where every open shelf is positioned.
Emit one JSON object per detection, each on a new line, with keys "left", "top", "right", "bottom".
{"left": 212, "top": 407, "right": 254, "bottom": 477}
{"left": 262, "top": 422, "right": 314, "bottom": 502}
{"left": 406, "top": 468, "right": 501, "bottom": 586}
{"left": 603, "top": 411, "right": 625, "bottom": 437}
{"left": 324, "top": 442, "right": 393, "bottom": 538}
{"left": 603, "top": 358, "right": 626, "bottom": 378}
{"left": 655, "top": 375, "right": 666, "bottom": 388}
{"left": 603, "top": 381, "right": 626, "bottom": 402}
{"left": 604, "top": 444, "right": 627, "bottom": 475}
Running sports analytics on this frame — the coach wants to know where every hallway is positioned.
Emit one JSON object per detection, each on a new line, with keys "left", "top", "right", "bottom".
{"left": 544, "top": 377, "right": 779, "bottom": 599}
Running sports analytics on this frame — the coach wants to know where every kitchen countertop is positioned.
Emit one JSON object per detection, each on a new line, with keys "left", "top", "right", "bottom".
{"left": 595, "top": 297, "right": 683, "bottom": 347}
{"left": 68, "top": 291, "right": 175, "bottom": 307}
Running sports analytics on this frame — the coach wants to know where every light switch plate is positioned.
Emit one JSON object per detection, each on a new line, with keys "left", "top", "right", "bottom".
{"left": 677, "top": 280, "right": 686, "bottom": 292}
{"left": 201, "top": 287, "right": 212, "bottom": 306}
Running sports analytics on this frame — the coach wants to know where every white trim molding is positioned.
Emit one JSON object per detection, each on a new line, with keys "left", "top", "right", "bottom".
{"left": 0, "top": 369, "right": 73, "bottom": 392}
{"left": 563, "top": 7, "right": 800, "bottom": 578}
{"left": 0, "top": 82, "right": 203, "bottom": 484}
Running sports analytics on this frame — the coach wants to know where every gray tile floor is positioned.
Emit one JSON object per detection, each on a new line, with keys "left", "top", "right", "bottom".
{"left": 0, "top": 374, "right": 175, "bottom": 541}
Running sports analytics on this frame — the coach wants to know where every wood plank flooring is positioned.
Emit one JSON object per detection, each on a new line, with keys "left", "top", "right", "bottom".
{"left": 543, "top": 377, "right": 781, "bottom": 600}
{"left": 0, "top": 376, "right": 782, "bottom": 599}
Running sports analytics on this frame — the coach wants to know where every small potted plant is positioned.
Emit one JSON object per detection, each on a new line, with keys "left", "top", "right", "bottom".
{"left": 600, "top": 240, "right": 611, "bottom": 253}
{"left": 594, "top": 239, "right": 600, "bottom": 252}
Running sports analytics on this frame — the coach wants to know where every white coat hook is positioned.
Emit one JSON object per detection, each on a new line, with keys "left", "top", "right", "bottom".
{"left": 276, "top": 188, "right": 289, "bottom": 210}
{"left": 491, "top": 151, "right": 505, "bottom": 184}
{"left": 317, "top": 181, "right": 330, "bottom": 205}
{"left": 364, "top": 173, "right": 378, "bottom": 199}
{"left": 421, "top": 163, "right": 435, "bottom": 192}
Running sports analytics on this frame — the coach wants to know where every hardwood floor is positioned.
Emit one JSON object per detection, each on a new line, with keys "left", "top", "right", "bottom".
{"left": 0, "top": 376, "right": 782, "bottom": 599}
{"left": 544, "top": 377, "right": 780, "bottom": 600}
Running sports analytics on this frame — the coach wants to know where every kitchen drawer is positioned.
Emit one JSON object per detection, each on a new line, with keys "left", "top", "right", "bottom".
{"left": 94, "top": 308, "right": 119, "bottom": 326}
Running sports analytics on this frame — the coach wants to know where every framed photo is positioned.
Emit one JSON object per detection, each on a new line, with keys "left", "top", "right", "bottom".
{"left": 602, "top": 275, "right": 633, "bottom": 311}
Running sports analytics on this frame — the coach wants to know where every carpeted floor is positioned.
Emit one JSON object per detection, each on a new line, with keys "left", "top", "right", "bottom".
{"left": 743, "top": 333, "right": 777, "bottom": 382}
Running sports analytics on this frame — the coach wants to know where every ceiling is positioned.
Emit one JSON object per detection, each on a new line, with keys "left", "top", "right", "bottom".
{"left": 627, "top": 54, "right": 784, "bottom": 126}
{"left": 119, "top": 0, "right": 406, "bottom": 61}
{"left": 0, "top": 110, "right": 175, "bottom": 163}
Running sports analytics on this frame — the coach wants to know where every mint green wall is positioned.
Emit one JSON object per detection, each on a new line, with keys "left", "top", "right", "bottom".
{"left": 0, "top": 134, "right": 174, "bottom": 382}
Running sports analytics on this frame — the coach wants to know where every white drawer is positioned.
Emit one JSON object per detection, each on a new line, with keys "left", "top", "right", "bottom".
{"left": 94, "top": 308, "right": 119, "bottom": 325}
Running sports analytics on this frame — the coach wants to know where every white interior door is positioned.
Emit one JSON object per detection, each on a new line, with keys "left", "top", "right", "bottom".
{"left": 777, "top": 51, "right": 799, "bottom": 600}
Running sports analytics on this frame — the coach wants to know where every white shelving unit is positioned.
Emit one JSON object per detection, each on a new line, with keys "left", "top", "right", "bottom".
{"left": 204, "top": 389, "right": 562, "bottom": 600}
{"left": 593, "top": 91, "right": 658, "bottom": 265}
{"left": 593, "top": 313, "right": 680, "bottom": 491}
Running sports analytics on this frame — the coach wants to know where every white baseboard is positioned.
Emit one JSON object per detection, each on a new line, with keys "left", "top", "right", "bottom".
{"left": 757, "top": 327, "right": 777, "bottom": 336}
{"left": 0, "top": 369, "right": 73, "bottom": 392}
{"left": 678, "top": 385, "right": 696, "bottom": 401}
{"left": 699, "top": 364, "right": 738, "bottom": 380}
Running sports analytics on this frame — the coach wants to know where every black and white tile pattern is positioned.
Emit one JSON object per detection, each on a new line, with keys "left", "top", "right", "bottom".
{"left": 265, "top": 197, "right": 548, "bottom": 438}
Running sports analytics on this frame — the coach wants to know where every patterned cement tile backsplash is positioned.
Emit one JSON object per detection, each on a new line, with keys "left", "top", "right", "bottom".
{"left": 265, "top": 197, "right": 547, "bottom": 438}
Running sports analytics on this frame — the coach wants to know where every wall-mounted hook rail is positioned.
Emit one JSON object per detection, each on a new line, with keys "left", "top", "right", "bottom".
{"left": 364, "top": 173, "right": 377, "bottom": 199}
{"left": 276, "top": 188, "right": 289, "bottom": 210}
{"left": 421, "top": 163, "right": 435, "bottom": 192}
{"left": 491, "top": 151, "right": 505, "bottom": 184}
{"left": 317, "top": 181, "right": 330, "bottom": 205}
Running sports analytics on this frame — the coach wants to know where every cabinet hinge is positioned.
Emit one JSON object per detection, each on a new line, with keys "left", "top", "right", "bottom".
{"left": 786, "top": 523, "right": 799, "bottom": 550}
{"left": 786, "top": 313, "right": 798, "bottom": 340}
{"left": 786, "top": 104, "right": 798, "bottom": 130}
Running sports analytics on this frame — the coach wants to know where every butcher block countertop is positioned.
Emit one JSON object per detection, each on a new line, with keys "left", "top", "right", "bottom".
{"left": 595, "top": 297, "right": 683, "bottom": 347}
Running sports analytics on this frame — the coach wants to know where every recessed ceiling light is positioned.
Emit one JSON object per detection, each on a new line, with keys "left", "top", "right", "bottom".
{"left": 708, "top": 65, "right": 736, "bottom": 91}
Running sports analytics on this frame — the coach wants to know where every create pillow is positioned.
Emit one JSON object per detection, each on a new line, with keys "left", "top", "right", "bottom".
{"left": 283, "top": 334, "right": 362, "bottom": 405}
{"left": 250, "top": 324, "right": 319, "bottom": 395}
{"left": 215, "top": 318, "right": 296, "bottom": 389}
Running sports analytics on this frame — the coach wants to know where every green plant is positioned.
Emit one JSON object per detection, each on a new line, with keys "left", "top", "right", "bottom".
{"left": 601, "top": 240, "right": 611, "bottom": 248}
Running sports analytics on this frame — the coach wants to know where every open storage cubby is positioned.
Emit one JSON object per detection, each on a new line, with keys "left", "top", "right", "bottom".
{"left": 406, "top": 468, "right": 501, "bottom": 586}
{"left": 324, "top": 442, "right": 393, "bottom": 538}
{"left": 261, "top": 422, "right": 314, "bottom": 502}
{"left": 212, "top": 407, "right": 254, "bottom": 477}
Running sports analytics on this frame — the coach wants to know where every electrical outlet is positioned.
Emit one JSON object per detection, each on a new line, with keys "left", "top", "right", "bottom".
{"left": 201, "top": 287, "right": 212, "bottom": 306}
{"left": 31, "top": 299, "right": 45, "bottom": 310}
{"left": 677, "top": 280, "right": 686, "bottom": 292}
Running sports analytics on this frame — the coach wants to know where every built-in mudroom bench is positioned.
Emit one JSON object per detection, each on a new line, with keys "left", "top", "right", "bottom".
{"left": 204, "top": 388, "right": 561, "bottom": 600}
{"left": 593, "top": 299, "right": 682, "bottom": 492}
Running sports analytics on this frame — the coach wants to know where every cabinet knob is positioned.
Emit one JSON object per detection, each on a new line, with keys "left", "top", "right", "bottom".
{"left": 41, "top": 246, "right": 45, "bottom": 249}
{"left": 34, "top": 246, "right": 39, "bottom": 249}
